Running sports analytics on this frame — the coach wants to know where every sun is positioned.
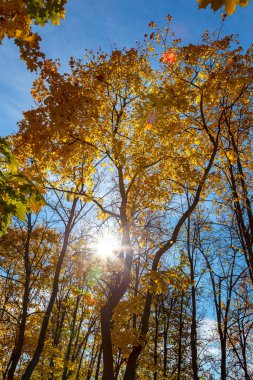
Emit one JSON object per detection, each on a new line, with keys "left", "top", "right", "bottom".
{"left": 93, "top": 234, "right": 120, "bottom": 259}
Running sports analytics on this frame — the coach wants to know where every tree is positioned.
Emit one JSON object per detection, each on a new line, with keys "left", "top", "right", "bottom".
{"left": 124, "top": 31, "right": 253, "bottom": 379}
{"left": 0, "top": 216, "right": 60, "bottom": 380}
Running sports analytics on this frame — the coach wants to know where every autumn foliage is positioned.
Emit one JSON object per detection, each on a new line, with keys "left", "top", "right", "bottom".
{"left": 197, "top": 0, "right": 250, "bottom": 15}
{"left": 0, "top": 0, "right": 67, "bottom": 70}
{"left": 1, "top": 4, "right": 253, "bottom": 380}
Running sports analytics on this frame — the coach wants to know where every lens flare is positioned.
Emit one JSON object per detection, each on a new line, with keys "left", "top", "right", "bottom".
{"left": 161, "top": 50, "right": 177, "bottom": 65}
{"left": 93, "top": 235, "right": 120, "bottom": 259}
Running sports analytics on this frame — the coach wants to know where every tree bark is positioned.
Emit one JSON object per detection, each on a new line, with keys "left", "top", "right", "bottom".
{"left": 101, "top": 304, "right": 114, "bottom": 380}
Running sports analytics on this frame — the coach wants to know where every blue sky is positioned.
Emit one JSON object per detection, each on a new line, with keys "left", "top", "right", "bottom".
{"left": 1, "top": 0, "right": 253, "bottom": 137}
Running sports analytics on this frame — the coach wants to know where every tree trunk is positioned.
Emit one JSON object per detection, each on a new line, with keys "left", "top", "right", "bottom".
{"left": 101, "top": 304, "right": 114, "bottom": 380}
{"left": 62, "top": 295, "right": 81, "bottom": 380}
{"left": 153, "top": 302, "right": 159, "bottom": 380}
{"left": 220, "top": 339, "right": 227, "bottom": 380}
{"left": 190, "top": 285, "right": 199, "bottom": 380}
{"left": 95, "top": 345, "right": 102, "bottom": 380}
{"left": 176, "top": 292, "right": 184, "bottom": 380}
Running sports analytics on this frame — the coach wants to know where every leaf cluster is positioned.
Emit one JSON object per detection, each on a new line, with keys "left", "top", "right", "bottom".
{"left": 0, "top": 138, "right": 45, "bottom": 235}
{"left": 197, "top": 0, "right": 250, "bottom": 15}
